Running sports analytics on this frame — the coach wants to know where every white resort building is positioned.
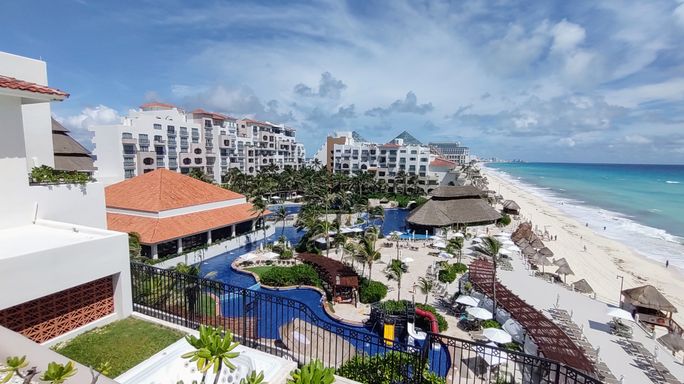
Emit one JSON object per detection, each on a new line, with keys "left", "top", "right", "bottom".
{"left": 91, "top": 103, "right": 306, "bottom": 185}
{"left": 0, "top": 52, "right": 131, "bottom": 346}
{"left": 314, "top": 130, "right": 466, "bottom": 192}
{"left": 428, "top": 141, "right": 470, "bottom": 166}
{"left": 105, "top": 168, "right": 272, "bottom": 263}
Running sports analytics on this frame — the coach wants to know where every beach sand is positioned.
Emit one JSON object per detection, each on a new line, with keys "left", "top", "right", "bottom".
{"left": 483, "top": 167, "right": 684, "bottom": 324}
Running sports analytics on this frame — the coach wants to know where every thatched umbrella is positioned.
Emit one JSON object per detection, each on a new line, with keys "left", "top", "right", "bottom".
{"left": 658, "top": 333, "right": 684, "bottom": 353}
{"left": 572, "top": 279, "right": 594, "bottom": 294}
{"left": 553, "top": 258, "right": 569, "bottom": 267}
{"left": 515, "top": 238, "right": 530, "bottom": 248}
{"left": 521, "top": 245, "right": 536, "bottom": 257}
{"left": 530, "top": 238, "right": 545, "bottom": 249}
{"left": 279, "top": 318, "right": 356, "bottom": 368}
{"left": 532, "top": 253, "right": 553, "bottom": 274}
{"left": 538, "top": 247, "right": 554, "bottom": 257}
{"left": 555, "top": 264, "right": 574, "bottom": 283}
{"left": 621, "top": 285, "right": 678, "bottom": 313}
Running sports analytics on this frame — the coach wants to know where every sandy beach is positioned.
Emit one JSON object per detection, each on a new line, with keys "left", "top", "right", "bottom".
{"left": 482, "top": 167, "right": 684, "bottom": 325}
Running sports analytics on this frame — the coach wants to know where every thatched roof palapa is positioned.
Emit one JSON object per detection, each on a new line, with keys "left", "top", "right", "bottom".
{"left": 532, "top": 253, "right": 553, "bottom": 266}
{"left": 406, "top": 187, "right": 501, "bottom": 228}
{"left": 530, "top": 238, "right": 545, "bottom": 249}
{"left": 555, "top": 264, "right": 574, "bottom": 276}
{"left": 502, "top": 200, "right": 521, "bottom": 214}
{"left": 622, "top": 285, "right": 677, "bottom": 312}
{"left": 658, "top": 333, "right": 684, "bottom": 352}
{"left": 429, "top": 185, "right": 485, "bottom": 199}
{"left": 572, "top": 279, "right": 594, "bottom": 294}
{"left": 553, "top": 258, "right": 569, "bottom": 267}
{"left": 538, "top": 247, "right": 554, "bottom": 257}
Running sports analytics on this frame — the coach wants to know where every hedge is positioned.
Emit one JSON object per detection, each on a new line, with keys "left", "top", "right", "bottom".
{"left": 337, "top": 351, "right": 445, "bottom": 384}
{"left": 359, "top": 278, "right": 388, "bottom": 304}
{"left": 259, "top": 264, "right": 321, "bottom": 287}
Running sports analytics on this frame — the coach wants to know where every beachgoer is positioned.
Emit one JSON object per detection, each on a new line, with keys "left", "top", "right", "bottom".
{"left": 585, "top": 223, "right": 588, "bottom": 227}
{"left": 583, "top": 245, "right": 587, "bottom": 252}
{"left": 666, "top": 260, "right": 669, "bottom": 268}
{"left": 603, "top": 226, "right": 606, "bottom": 231}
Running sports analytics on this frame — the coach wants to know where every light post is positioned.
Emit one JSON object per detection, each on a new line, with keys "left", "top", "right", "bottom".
{"left": 617, "top": 275, "right": 624, "bottom": 308}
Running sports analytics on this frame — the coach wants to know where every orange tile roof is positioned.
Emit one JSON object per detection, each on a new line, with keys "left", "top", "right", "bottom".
{"left": 0, "top": 75, "right": 69, "bottom": 98}
{"left": 240, "top": 118, "right": 274, "bottom": 127}
{"left": 379, "top": 143, "right": 401, "bottom": 148}
{"left": 105, "top": 169, "right": 244, "bottom": 212}
{"left": 191, "top": 108, "right": 235, "bottom": 121}
{"left": 430, "top": 158, "right": 458, "bottom": 168}
{"left": 107, "top": 203, "right": 269, "bottom": 244}
{"left": 140, "top": 102, "right": 175, "bottom": 110}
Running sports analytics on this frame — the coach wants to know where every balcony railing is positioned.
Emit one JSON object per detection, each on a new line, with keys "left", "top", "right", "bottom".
{"left": 130, "top": 263, "right": 602, "bottom": 384}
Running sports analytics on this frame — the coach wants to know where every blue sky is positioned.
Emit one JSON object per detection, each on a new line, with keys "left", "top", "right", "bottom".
{"left": 3, "top": 0, "right": 684, "bottom": 163}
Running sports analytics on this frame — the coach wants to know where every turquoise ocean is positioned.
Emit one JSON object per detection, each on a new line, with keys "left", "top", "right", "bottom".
{"left": 485, "top": 163, "right": 684, "bottom": 269}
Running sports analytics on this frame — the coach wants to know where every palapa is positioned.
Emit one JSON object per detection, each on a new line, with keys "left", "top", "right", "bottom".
{"left": 530, "top": 238, "right": 545, "bottom": 249}
{"left": 553, "top": 257, "right": 569, "bottom": 267}
{"left": 555, "top": 264, "right": 574, "bottom": 283}
{"left": 658, "top": 333, "right": 684, "bottom": 352}
{"left": 538, "top": 247, "right": 554, "bottom": 257}
{"left": 572, "top": 279, "right": 594, "bottom": 294}
{"left": 532, "top": 253, "right": 553, "bottom": 266}
{"left": 621, "top": 285, "right": 677, "bottom": 312}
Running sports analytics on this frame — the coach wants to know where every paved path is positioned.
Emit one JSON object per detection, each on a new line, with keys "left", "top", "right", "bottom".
{"left": 497, "top": 253, "right": 684, "bottom": 383}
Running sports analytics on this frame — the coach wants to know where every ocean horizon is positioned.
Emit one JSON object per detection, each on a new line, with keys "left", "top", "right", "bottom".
{"left": 485, "top": 162, "right": 684, "bottom": 269}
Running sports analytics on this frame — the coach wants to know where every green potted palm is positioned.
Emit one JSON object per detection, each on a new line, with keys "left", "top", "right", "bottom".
{"left": 181, "top": 325, "right": 241, "bottom": 384}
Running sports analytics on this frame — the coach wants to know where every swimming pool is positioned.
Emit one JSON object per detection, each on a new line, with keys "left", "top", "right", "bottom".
{"left": 197, "top": 209, "right": 450, "bottom": 375}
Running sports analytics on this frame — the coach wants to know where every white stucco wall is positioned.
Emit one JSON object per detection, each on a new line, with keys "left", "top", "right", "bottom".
{"left": 0, "top": 52, "right": 55, "bottom": 170}
{"left": 0, "top": 220, "right": 131, "bottom": 316}
{"left": 91, "top": 124, "right": 126, "bottom": 185}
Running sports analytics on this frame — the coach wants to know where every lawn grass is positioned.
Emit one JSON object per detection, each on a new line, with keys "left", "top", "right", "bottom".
{"left": 197, "top": 292, "right": 216, "bottom": 317}
{"left": 246, "top": 266, "right": 274, "bottom": 278}
{"left": 53, "top": 317, "right": 185, "bottom": 378}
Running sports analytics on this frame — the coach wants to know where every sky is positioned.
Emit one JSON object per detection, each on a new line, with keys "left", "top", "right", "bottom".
{"left": 2, "top": 0, "right": 684, "bottom": 163}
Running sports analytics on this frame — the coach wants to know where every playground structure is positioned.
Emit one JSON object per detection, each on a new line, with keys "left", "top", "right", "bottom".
{"left": 370, "top": 301, "right": 436, "bottom": 347}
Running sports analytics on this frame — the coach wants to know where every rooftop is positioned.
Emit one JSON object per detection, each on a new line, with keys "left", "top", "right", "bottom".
{"left": 429, "top": 185, "right": 485, "bottom": 199}
{"left": 140, "top": 102, "right": 175, "bottom": 110}
{"left": 107, "top": 203, "right": 262, "bottom": 244}
{"left": 105, "top": 169, "right": 244, "bottom": 213}
{"left": 429, "top": 158, "right": 457, "bottom": 168}
{"left": 0, "top": 75, "right": 68, "bottom": 100}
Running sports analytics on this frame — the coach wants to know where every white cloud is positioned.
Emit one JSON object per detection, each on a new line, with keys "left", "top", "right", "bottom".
{"left": 559, "top": 138, "right": 576, "bottom": 147}
{"left": 551, "top": 20, "right": 586, "bottom": 52}
{"left": 56, "top": 105, "right": 122, "bottom": 149}
{"left": 624, "top": 134, "right": 652, "bottom": 144}
{"left": 675, "top": 4, "right": 684, "bottom": 27}
{"left": 604, "top": 78, "right": 684, "bottom": 107}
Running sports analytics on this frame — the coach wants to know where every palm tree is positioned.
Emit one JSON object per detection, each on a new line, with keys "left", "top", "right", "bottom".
{"left": 385, "top": 259, "right": 408, "bottom": 301}
{"left": 128, "top": 232, "right": 142, "bottom": 259}
{"left": 275, "top": 205, "right": 288, "bottom": 237}
{"left": 417, "top": 277, "right": 434, "bottom": 305}
{"left": 356, "top": 235, "right": 381, "bottom": 279}
{"left": 473, "top": 236, "right": 502, "bottom": 317}
{"left": 250, "top": 197, "right": 268, "bottom": 241}
{"left": 181, "top": 325, "right": 241, "bottom": 384}
{"left": 446, "top": 237, "right": 464, "bottom": 264}
{"left": 389, "top": 232, "right": 401, "bottom": 260}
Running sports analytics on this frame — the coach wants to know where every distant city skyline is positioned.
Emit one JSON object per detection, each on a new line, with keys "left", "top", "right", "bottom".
{"left": 2, "top": 1, "right": 684, "bottom": 163}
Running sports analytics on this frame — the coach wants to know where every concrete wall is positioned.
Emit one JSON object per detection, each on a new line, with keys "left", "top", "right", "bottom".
{"left": 0, "top": 220, "right": 131, "bottom": 316}
{"left": 91, "top": 124, "right": 126, "bottom": 185}
{"left": 27, "top": 182, "right": 108, "bottom": 229}
{"left": 0, "top": 52, "right": 55, "bottom": 171}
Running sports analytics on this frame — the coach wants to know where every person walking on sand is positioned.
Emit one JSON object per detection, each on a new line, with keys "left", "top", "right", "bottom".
{"left": 666, "top": 260, "right": 669, "bottom": 268}
{"left": 583, "top": 245, "right": 587, "bottom": 252}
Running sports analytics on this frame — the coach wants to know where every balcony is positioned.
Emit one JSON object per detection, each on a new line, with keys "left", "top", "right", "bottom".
{"left": 154, "top": 137, "right": 165, "bottom": 145}
{"left": 122, "top": 135, "right": 137, "bottom": 144}
{"left": 138, "top": 138, "right": 150, "bottom": 146}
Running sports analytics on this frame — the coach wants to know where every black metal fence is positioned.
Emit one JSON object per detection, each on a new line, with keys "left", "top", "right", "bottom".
{"left": 130, "top": 262, "right": 602, "bottom": 384}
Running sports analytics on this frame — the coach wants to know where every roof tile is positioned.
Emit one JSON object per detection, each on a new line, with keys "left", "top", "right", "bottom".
{"left": 0, "top": 75, "right": 68, "bottom": 98}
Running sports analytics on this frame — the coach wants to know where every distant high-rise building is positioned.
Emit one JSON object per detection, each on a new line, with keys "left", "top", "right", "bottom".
{"left": 429, "top": 141, "right": 470, "bottom": 165}
{"left": 315, "top": 131, "right": 466, "bottom": 193}
{"left": 91, "top": 104, "right": 305, "bottom": 184}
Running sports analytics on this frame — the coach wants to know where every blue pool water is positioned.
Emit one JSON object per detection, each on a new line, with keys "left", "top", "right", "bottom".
{"left": 197, "top": 208, "right": 450, "bottom": 375}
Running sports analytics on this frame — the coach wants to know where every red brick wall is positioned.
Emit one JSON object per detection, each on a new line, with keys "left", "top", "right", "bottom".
{"left": 0, "top": 276, "right": 114, "bottom": 343}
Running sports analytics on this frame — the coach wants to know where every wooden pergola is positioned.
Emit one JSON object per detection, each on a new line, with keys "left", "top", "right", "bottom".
{"left": 298, "top": 253, "right": 359, "bottom": 304}
{"left": 469, "top": 259, "right": 596, "bottom": 375}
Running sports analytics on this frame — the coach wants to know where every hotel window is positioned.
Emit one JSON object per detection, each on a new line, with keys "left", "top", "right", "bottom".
{"left": 204, "top": 120, "right": 212, "bottom": 128}
{"left": 124, "top": 169, "right": 135, "bottom": 178}
{"left": 153, "top": 123, "right": 162, "bottom": 130}
{"left": 139, "top": 146, "right": 149, "bottom": 152}
{"left": 167, "top": 125, "right": 175, "bottom": 133}
{"left": 194, "top": 148, "right": 202, "bottom": 155}
{"left": 183, "top": 158, "right": 191, "bottom": 165}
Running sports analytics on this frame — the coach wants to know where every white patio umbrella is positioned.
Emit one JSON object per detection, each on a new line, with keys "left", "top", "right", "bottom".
{"left": 499, "top": 249, "right": 512, "bottom": 256}
{"left": 606, "top": 308, "right": 635, "bottom": 322}
{"left": 471, "top": 238, "right": 482, "bottom": 244}
{"left": 438, "top": 251, "right": 452, "bottom": 259}
{"left": 497, "top": 231, "right": 512, "bottom": 237}
{"left": 430, "top": 235, "right": 442, "bottom": 240}
{"left": 477, "top": 233, "right": 489, "bottom": 238}
{"left": 483, "top": 328, "right": 512, "bottom": 344}
{"left": 433, "top": 240, "right": 447, "bottom": 249}
{"left": 453, "top": 232, "right": 464, "bottom": 238}
{"left": 502, "top": 239, "right": 515, "bottom": 246}
{"left": 467, "top": 307, "right": 493, "bottom": 320}
{"left": 455, "top": 295, "right": 480, "bottom": 307}
{"left": 402, "top": 257, "right": 415, "bottom": 263}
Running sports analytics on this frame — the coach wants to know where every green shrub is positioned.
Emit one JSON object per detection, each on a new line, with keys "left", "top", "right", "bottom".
{"left": 358, "top": 278, "right": 387, "bottom": 303}
{"left": 30, "top": 165, "right": 93, "bottom": 185}
{"left": 287, "top": 360, "right": 334, "bottom": 384}
{"left": 451, "top": 263, "right": 468, "bottom": 274}
{"left": 482, "top": 319, "right": 502, "bottom": 329}
{"left": 438, "top": 268, "right": 457, "bottom": 284}
{"left": 260, "top": 264, "right": 321, "bottom": 287}
{"left": 337, "top": 351, "right": 445, "bottom": 384}
{"left": 280, "top": 248, "right": 294, "bottom": 260}
{"left": 498, "top": 214, "right": 512, "bottom": 227}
